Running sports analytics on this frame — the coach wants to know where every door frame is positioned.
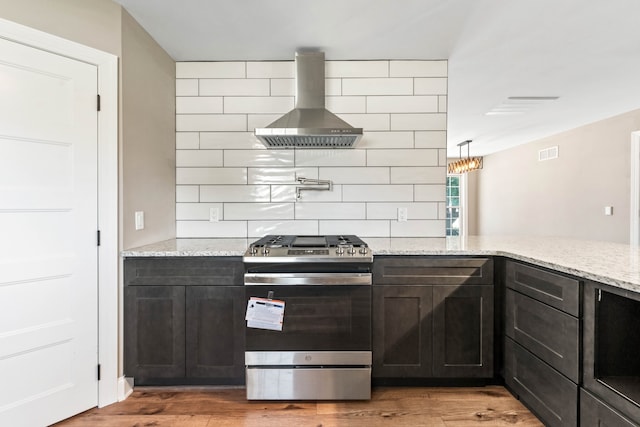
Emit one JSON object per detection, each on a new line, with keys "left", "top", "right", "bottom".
{"left": 0, "top": 18, "right": 119, "bottom": 407}
{"left": 631, "top": 131, "right": 640, "bottom": 246}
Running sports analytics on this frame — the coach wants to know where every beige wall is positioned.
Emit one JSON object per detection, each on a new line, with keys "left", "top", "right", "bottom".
{"left": 474, "top": 109, "right": 640, "bottom": 243}
{"left": 0, "top": 0, "right": 177, "bottom": 249}
{"left": 121, "top": 10, "right": 176, "bottom": 248}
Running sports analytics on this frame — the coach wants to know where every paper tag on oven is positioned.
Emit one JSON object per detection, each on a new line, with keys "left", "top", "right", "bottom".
{"left": 245, "top": 297, "right": 285, "bottom": 331}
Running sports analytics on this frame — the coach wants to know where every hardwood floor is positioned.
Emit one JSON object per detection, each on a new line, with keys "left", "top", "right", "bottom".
{"left": 53, "top": 386, "right": 543, "bottom": 426}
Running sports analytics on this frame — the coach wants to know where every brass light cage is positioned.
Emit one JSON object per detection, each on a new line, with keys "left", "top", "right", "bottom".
{"left": 447, "top": 139, "right": 483, "bottom": 174}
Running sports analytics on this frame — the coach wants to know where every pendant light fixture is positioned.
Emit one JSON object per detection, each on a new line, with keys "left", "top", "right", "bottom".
{"left": 447, "top": 139, "right": 483, "bottom": 174}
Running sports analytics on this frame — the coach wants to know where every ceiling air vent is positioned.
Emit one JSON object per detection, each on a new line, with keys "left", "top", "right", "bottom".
{"left": 538, "top": 146, "right": 559, "bottom": 161}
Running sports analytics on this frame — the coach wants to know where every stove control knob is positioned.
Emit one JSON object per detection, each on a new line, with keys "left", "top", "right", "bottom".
{"left": 249, "top": 246, "right": 258, "bottom": 255}
{"left": 261, "top": 247, "right": 270, "bottom": 255}
{"left": 347, "top": 246, "right": 356, "bottom": 255}
{"left": 336, "top": 247, "right": 345, "bottom": 255}
{"left": 359, "top": 247, "right": 368, "bottom": 254}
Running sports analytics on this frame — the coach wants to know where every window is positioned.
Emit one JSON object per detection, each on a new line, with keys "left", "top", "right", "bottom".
{"left": 446, "top": 175, "right": 461, "bottom": 236}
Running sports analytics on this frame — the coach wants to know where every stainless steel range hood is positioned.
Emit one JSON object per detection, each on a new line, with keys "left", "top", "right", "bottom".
{"left": 255, "top": 51, "right": 363, "bottom": 149}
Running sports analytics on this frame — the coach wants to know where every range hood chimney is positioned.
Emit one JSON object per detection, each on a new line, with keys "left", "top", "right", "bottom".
{"left": 254, "top": 51, "right": 363, "bottom": 149}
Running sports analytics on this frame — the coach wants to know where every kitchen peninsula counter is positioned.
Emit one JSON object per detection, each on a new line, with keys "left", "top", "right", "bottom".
{"left": 122, "top": 235, "right": 640, "bottom": 294}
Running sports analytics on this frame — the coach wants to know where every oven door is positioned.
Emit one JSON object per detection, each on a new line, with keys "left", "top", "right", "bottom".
{"left": 244, "top": 273, "right": 372, "bottom": 352}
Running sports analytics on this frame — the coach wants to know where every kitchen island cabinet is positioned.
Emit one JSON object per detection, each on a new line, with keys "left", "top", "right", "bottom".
{"left": 124, "top": 257, "right": 245, "bottom": 385}
{"left": 372, "top": 256, "right": 494, "bottom": 380}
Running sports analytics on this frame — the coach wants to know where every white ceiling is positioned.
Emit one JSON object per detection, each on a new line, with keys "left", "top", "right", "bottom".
{"left": 113, "top": 0, "right": 640, "bottom": 156}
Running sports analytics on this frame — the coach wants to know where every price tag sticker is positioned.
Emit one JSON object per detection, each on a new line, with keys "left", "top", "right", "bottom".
{"left": 245, "top": 297, "right": 285, "bottom": 331}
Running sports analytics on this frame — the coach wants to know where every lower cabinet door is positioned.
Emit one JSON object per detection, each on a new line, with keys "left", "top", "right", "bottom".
{"left": 505, "top": 338, "right": 577, "bottom": 427}
{"left": 372, "top": 285, "right": 433, "bottom": 378}
{"left": 432, "top": 285, "right": 493, "bottom": 378}
{"left": 124, "top": 285, "right": 186, "bottom": 382}
{"left": 186, "top": 286, "right": 246, "bottom": 383}
{"left": 580, "top": 389, "right": 638, "bottom": 427}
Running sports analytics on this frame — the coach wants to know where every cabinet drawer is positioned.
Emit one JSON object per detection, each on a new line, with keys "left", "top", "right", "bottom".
{"left": 506, "top": 289, "right": 579, "bottom": 382}
{"left": 125, "top": 257, "right": 244, "bottom": 286}
{"left": 373, "top": 256, "right": 493, "bottom": 285}
{"left": 580, "top": 389, "right": 638, "bottom": 427}
{"left": 505, "top": 338, "right": 577, "bottom": 427}
{"left": 506, "top": 261, "right": 580, "bottom": 316}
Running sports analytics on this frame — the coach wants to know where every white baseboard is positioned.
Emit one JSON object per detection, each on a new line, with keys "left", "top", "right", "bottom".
{"left": 117, "top": 376, "right": 134, "bottom": 401}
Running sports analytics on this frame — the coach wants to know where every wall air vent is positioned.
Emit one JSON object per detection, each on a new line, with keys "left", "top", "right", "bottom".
{"left": 538, "top": 146, "right": 559, "bottom": 161}
{"left": 486, "top": 96, "right": 559, "bottom": 116}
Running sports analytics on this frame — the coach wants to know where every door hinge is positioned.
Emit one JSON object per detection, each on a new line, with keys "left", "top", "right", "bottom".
{"left": 97, "top": 94, "right": 101, "bottom": 111}
{"left": 97, "top": 230, "right": 101, "bottom": 247}
{"left": 597, "top": 289, "right": 602, "bottom": 302}
{"left": 97, "top": 364, "right": 101, "bottom": 381}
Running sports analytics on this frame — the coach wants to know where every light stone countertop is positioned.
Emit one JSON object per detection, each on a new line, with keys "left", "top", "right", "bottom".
{"left": 122, "top": 235, "right": 640, "bottom": 294}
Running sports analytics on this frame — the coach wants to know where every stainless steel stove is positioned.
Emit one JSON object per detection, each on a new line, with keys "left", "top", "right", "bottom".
{"left": 244, "top": 234, "right": 372, "bottom": 263}
{"left": 243, "top": 235, "right": 372, "bottom": 400}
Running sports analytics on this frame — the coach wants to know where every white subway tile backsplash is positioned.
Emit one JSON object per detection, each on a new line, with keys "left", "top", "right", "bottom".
{"left": 271, "top": 185, "right": 343, "bottom": 203}
{"left": 359, "top": 131, "right": 414, "bottom": 149}
{"left": 390, "top": 60, "right": 447, "bottom": 77}
{"left": 391, "top": 220, "right": 445, "bottom": 237}
{"left": 415, "top": 184, "right": 446, "bottom": 201}
{"left": 176, "top": 97, "right": 223, "bottom": 114}
{"left": 177, "top": 220, "right": 247, "bottom": 238}
{"left": 438, "top": 95, "right": 447, "bottom": 113}
{"left": 200, "top": 185, "right": 271, "bottom": 202}
{"left": 247, "top": 61, "right": 294, "bottom": 78}
{"left": 337, "top": 114, "right": 390, "bottom": 131}
{"left": 175, "top": 59, "right": 448, "bottom": 239}
{"left": 343, "top": 185, "right": 413, "bottom": 202}
{"left": 343, "top": 78, "right": 413, "bottom": 95}
{"left": 176, "top": 185, "right": 199, "bottom": 202}
{"left": 176, "top": 132, "right": 199, "bottom": 149}
{"left": 248, "top": 221, "right": 319, "bottom": 238}
{"left": 415, "top": 131, "right": 447, "bottom": 148}
{"left": 176, "top": 79, "right": 198, "bottom": 96}
{"left": 390, "top": 113, "right": 447, "bottom": 131}
{"left": 176, "top": 150, "right": 223, "bottom": 167}
{"left": 225, "top": 203, "right": 294, "bottom": 220}
{"left": 200, "top": 132, "right": 263, "bottom": 149}
{"left": 176, "top": 114, "right": 247, "bottom": 132}
{"left": 224, "top": 150, "right": 294, "bottom": 167}
{"left": 367, "top": 96, "right": 438, "bottom": 113}
{"left": 248, "top": 167, "right": 317, "bottom": 184}
{"left": 414, "top": 78, "right": 448, "bottom": 95}
{"left": 224, "top": 96, "right": 294, "bottom": 114}
{"left": 176, "top": 62, "right": 245, "bottom": 78}
{"left": 437, "top": 202, "right": 446, "bottom": 220}
{"left": 295, "top": 202, "right": 366, "bottom": 220}
{"left": 319, "top": 220, "right": 390, "bottom": 237}
{"left": 325, "top": 96, "right": 366, "bottom": 113}
{"left": 248, "top": 114, "right": 282, "bottom": 130}
{"left": 367, "top": 202, "right": 438, "bottom": 220}
{"left": 319, "top": 167, "right": 389, "bottom": 184}
{"left": 199, "top": 78, "right": 269, "bottom": 96}
{"left": 368, "top": 149, "right": 439, "bottom": 167}
{"left": 271, "top": 79, "right": 294, "bottom": 96}
{"left": 176, "top": 168, "right": 247, "bottom": 185}
{"left": 390, "top": 166, "right": 446, "bottom": 184}
{"left": 326, "top": 61, "right": 389, "bottom": 78}
{"left": 176, "top": 203, "right": 223, "bottom": 220}
{"left": 295, "top": 149, "right": 366, "bottom": 167}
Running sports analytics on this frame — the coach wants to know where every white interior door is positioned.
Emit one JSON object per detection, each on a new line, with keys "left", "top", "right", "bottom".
{"left": 0, "top": 36, "right": 99, "bottom": 426}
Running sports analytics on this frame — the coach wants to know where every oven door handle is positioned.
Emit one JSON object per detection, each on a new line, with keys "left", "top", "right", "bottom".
{"left": 244, "top": 272, "right": 372, "bottom": 286}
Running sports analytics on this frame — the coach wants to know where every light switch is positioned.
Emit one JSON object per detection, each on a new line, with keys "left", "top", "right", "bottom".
{"left": 604, "top": 206, "right": 613, "bottom": 216}
{"left": 135, "top": 211, "right": 144, "bottom": 230}
{"left": 209, "top": 207, "right": 220, "bottom": 222}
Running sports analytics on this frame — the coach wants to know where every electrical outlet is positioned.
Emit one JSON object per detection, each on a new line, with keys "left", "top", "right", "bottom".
{"left": 134, "top": 211, "right": 144, "bottom": 230}
{"left": 209, "top": 207, "right": 220, "bottom": 222}
{"left": 397, "top": 207, "right": 408, "bottom": 222}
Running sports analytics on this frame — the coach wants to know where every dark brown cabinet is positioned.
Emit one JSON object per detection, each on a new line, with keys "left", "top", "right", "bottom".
{"left": 504, "top": 260, "right": 581, "bottom": 427}
{"left": 372, "top": 256, "right": 494, "bottom": 380}
{"left": 124, "top": 257, "right": 244, "bottom": 385}
{"left": 580, "top": 389, "right": 638, "bottom": 427}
